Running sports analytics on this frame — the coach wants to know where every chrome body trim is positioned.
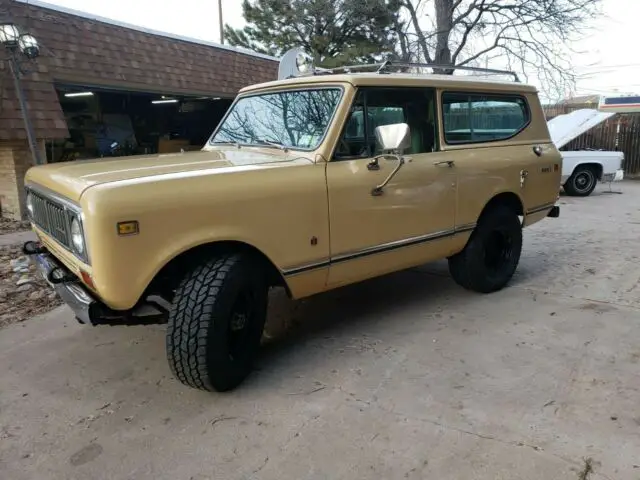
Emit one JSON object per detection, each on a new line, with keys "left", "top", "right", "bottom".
{"left": 526, "top": 202, "right": 556, "bottom": 215}
{"left": 282, "top": 223, "right": 476, "bottom": 276}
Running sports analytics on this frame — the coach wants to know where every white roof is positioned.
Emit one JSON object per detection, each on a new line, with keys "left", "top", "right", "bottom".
{"left": 547, "top": 109, "right": 615, "bottom": 149}
{"left": 16, "top": 0, "right": 278, "bottom": 63}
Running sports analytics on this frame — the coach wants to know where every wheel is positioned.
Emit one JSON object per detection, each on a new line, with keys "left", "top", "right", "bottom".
{"left": 448, "top": 206, "right": 523, "bottom": 293}
{"left": 564, "top": 166, "right": 597, "bottom": 196}
{"left": 166, "top": 253, "right": 268, "bottom": 392}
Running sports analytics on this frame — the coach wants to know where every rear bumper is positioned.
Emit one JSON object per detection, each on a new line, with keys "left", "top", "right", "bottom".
{"left": 603, "top": 169, "right": 624, "bottom": 183}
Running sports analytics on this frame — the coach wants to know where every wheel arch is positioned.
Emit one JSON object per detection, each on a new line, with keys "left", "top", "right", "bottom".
{"left": 145, "top": 240, "right": 290, "bottom": 299}
{"left": 571, "top": 162, "right": 603, "bottom": 180}
{"left": 478, "top": 191, "right": 524, "bottom": 220}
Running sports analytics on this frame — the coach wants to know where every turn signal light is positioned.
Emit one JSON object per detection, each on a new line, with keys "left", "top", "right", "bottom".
{"left": 117, "top": 221, "right": 139, "bottom": 236}
{"left": 80, "top": 270, "right": 95, "bottom": 290}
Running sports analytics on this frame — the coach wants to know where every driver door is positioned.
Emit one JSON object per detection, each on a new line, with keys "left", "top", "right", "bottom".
{"left": 326, "top": 87, "right": 458, "bottom": 288}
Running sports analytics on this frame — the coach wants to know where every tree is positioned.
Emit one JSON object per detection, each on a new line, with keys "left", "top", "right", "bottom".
{"left": 398, "top": 0, "right": 601, "bottom": 98}
{"left": 225, "top": 0, "right": 404, "bottom": 67}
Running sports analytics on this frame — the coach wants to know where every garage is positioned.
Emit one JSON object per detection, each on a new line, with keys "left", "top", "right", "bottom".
{"left": 50, "top": 84, "right": 233, "bottom": 162}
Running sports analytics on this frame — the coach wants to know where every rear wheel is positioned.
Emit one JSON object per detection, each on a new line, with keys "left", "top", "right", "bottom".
{"left": 564, "top": 166, "right": 597, "bottom": 196}
{"left": 448, "top": 206, "right": 522, "bottom": 293}
{"left": 166, "top": 253, "right": 268, "bottom": 392}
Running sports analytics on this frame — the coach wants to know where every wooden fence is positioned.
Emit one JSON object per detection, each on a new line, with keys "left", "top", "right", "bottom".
{"left": 544, "top": 103, "right": 640, "bottom": 176}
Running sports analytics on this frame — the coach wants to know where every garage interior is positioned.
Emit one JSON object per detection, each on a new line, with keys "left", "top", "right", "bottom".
{"left": 47, "top": 84, "right": 234, "bottom": 163}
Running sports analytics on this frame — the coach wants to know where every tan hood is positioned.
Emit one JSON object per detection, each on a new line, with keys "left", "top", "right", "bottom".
{"left": 25, "top": 148, "right": 311, "bottom": 202}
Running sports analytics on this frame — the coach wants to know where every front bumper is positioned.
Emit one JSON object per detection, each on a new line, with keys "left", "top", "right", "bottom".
{"left": 24, "top": 241, "right": 97, "bottom": 324}
{"left": 24, "top": 241, "right": 168, "bottom": 326}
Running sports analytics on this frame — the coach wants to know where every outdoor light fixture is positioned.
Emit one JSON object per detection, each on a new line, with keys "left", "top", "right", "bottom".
{"left": 65, "top": 91, "right": 94, "bottom": 98}
{"left": 0, "top": 20, "right": 44, "bottom": 165}
{"left": 18, "top": 34, "right": 39, "bottom": 59}
{"left": 151, "top": 99, "right": 179, "bottom": 104}
{"left": 0, "top": 23, "right": 19, "bottom": 45}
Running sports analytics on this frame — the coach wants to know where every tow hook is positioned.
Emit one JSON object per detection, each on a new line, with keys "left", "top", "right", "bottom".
{"left": 47, "top": 267, "right": 75, "bottom": 285}
{"left": 22, "top": 240, "right": 46, "bottom": 255}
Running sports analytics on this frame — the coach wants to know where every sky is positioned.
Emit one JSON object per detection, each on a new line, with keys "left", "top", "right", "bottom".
{"left": 28, "top": 0, "right": 640, "bottom": 98}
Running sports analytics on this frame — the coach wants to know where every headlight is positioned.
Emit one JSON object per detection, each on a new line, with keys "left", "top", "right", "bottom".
{"left": 70, "top": 216, "right": 85, "bottom": 254}
{"left": 25, "top": 192, "right": 34, "bottom": 217}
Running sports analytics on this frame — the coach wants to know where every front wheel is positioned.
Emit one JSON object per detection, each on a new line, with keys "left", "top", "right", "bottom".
{"left": 166, "top": 253, "right": 268, "bottom": 392}
{"left": 448, "top": 206, "right": 523, "bottom": 293}
{"left": 564, "top": 167, "right": 597, "bottom": 196}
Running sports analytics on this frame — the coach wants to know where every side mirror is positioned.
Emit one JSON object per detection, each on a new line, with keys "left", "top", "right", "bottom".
{"left": 374, "top": 123, "right": 411, "bottom": 153}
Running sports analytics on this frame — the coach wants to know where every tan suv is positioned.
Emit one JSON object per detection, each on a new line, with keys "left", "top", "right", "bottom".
{"left": 22, "top": 51, "right": 561, "bottom": 392}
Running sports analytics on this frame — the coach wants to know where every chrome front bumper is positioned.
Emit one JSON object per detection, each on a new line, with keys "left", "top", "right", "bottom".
{"left": 24, "top": 241, "right": 96, "bottom": 324}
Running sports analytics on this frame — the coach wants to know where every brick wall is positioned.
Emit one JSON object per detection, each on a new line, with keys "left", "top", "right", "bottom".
{"left": 0, "top": 139, "right": 43, "bottom": 219}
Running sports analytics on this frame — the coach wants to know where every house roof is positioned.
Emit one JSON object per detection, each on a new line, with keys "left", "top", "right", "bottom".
{"left": 0, "top": 0, "right": 278, "bottom": 141}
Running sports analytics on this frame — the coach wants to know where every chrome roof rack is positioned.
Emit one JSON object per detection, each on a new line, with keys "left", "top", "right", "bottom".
{"left": 313, "top": 61, "right": 520, "bottom": 82}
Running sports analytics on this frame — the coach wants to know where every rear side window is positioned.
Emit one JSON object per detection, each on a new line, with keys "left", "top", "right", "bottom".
{"left": 442, "top": 92, "right": 530, "bottom": 144}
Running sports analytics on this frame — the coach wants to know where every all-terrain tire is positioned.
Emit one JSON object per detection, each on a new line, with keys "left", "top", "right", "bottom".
{"left": 448, "top": 206, "right": 522, "bottom": 293}
{"left": 564, "top": 166, "right": 598, "bottom": 197}
{"left": 166, "top": 253, "right": 268, "bottom": 392}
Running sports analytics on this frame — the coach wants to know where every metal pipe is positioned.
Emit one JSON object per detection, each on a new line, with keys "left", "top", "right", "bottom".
{"left": 218, "top": 0, "right": 224, "bottom": 44}
{"left": 8, "top": 53, "right": 43, "bottom": 164}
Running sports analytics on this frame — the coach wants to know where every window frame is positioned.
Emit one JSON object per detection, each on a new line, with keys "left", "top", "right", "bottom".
{"left": 332, "top": 86, "right": 439, "bottom": 161}
{"left": 207, "top": 85, "right": 346, "bottom": 153}
{"left": 440, "top": 91, "right": 531, "bottom": 146}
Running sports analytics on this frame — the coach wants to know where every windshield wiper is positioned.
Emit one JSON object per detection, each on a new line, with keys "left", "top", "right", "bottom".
{"left": 253, "top": 139, "right": 289, "bottom": 151}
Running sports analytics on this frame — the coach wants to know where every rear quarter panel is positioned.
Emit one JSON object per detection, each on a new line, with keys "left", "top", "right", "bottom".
{"left": 437, "top": 90, "right": 561, "bottom": 231}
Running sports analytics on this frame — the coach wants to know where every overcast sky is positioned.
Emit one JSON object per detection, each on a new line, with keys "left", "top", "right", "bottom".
{"left": 33, "top": 0, "right": 640, "bottom": 98}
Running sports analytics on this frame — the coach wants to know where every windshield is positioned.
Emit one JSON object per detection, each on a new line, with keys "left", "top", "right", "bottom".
{"left": 209, "top": 87, "right": 343, "bottom": 150}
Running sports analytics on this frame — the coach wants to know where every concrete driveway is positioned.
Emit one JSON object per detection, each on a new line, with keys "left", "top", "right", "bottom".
{"left": 1, "top": 182, "right": 639, "bottom": 480}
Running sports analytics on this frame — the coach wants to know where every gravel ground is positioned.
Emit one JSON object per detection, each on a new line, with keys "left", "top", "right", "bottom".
{"left": 0, "top": 218, "right": 30, "bottom": 235}
{"left": 0, "top": 245, "right": 63, "bottom": 328}
{"left": 0, "top": 181, "right": 638, "bottom": 480}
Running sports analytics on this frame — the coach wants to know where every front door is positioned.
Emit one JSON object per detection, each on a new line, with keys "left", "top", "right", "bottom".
{"left": 326, "top": 87, "right": 458, "bottom": 288}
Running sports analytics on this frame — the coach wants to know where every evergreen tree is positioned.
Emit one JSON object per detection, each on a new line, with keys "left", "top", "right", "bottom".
{"left": 225, "top": 0, "right": 403, "bottom": 67}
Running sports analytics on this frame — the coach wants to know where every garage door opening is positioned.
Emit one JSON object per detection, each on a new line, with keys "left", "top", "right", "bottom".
{"left": 47, "top": 85, "right": 234, "bottom": 163}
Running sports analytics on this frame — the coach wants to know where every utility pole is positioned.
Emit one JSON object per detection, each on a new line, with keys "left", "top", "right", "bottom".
{"left": 218, "top": 0, "right": 224, "bottom": 44}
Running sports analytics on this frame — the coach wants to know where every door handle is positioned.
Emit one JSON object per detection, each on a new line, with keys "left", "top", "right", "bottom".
{"left": 533, "top": 145, "right": 543, "bottom": 157}
{"left": 434, "top": 160, "right": 454, "bottom": 168}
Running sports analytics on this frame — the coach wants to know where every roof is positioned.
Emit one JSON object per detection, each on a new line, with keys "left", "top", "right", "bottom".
{"left": 15, "top": 0, "right": 278, "bottom": 62}
{"left": 0, "top": 0, "right": 278, "bottom": 141}
{"left": 240, "top": 73, "right": 538, "bottom": 94}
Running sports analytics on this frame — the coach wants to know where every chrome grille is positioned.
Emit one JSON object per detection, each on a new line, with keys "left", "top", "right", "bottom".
{"left": 28, "top": 189, "right": 71, "bottom": 248}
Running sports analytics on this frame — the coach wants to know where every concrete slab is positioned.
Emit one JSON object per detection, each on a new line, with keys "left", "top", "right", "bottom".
{"left": 1, "top": 182, "right": 639, "bottom": 480}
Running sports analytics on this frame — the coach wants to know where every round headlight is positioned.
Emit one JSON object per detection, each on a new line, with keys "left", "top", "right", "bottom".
{"left": 70, "top": 217, "right": 84, "bottom": 254}
{"left": 25, "top": 192, "right": 34, "bottom": 217}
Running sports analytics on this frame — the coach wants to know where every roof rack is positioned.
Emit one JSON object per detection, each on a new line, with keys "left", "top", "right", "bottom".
{"left": 313, "top": 61, "right": 520, "bottom": 82}
{"left": 277, "top": 48, "right": 521, "bottom": 82}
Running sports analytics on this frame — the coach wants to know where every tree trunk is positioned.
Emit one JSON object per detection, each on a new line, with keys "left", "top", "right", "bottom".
{"left": 434, "top": 0, "right": 454, "bottom": 73}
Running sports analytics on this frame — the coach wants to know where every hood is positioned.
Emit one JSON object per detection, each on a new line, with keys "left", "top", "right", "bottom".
{"left": 25, "top": 147, "right": 312, "bottom": 202}
{"left": 547, "top": 108, "right": 615, "bottom": 149}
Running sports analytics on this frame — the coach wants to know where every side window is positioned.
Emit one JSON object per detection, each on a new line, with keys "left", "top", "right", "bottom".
{"left": 442, "top": 92, "right": 529, "bottom": 144}
{"left": 335, "top": 88, "right": 436, "bottom": 159}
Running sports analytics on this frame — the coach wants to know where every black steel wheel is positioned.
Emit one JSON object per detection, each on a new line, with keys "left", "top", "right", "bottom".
{"left": 564, "top": 167, "right": 597, "bottom": 196}
{"left": 166, "top": 253, "right": 268, "bottom": 392}
{"left": 448, "top": 206, "right": 523, "bottom": 293}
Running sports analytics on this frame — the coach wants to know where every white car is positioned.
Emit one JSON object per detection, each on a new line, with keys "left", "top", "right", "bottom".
{"left": 547, "top": 109, "right": 625, "bottom": 196}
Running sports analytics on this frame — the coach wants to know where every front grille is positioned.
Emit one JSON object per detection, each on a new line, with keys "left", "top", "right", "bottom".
{"left": 28, "top": 189, "right": 71, "bottom": 248}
